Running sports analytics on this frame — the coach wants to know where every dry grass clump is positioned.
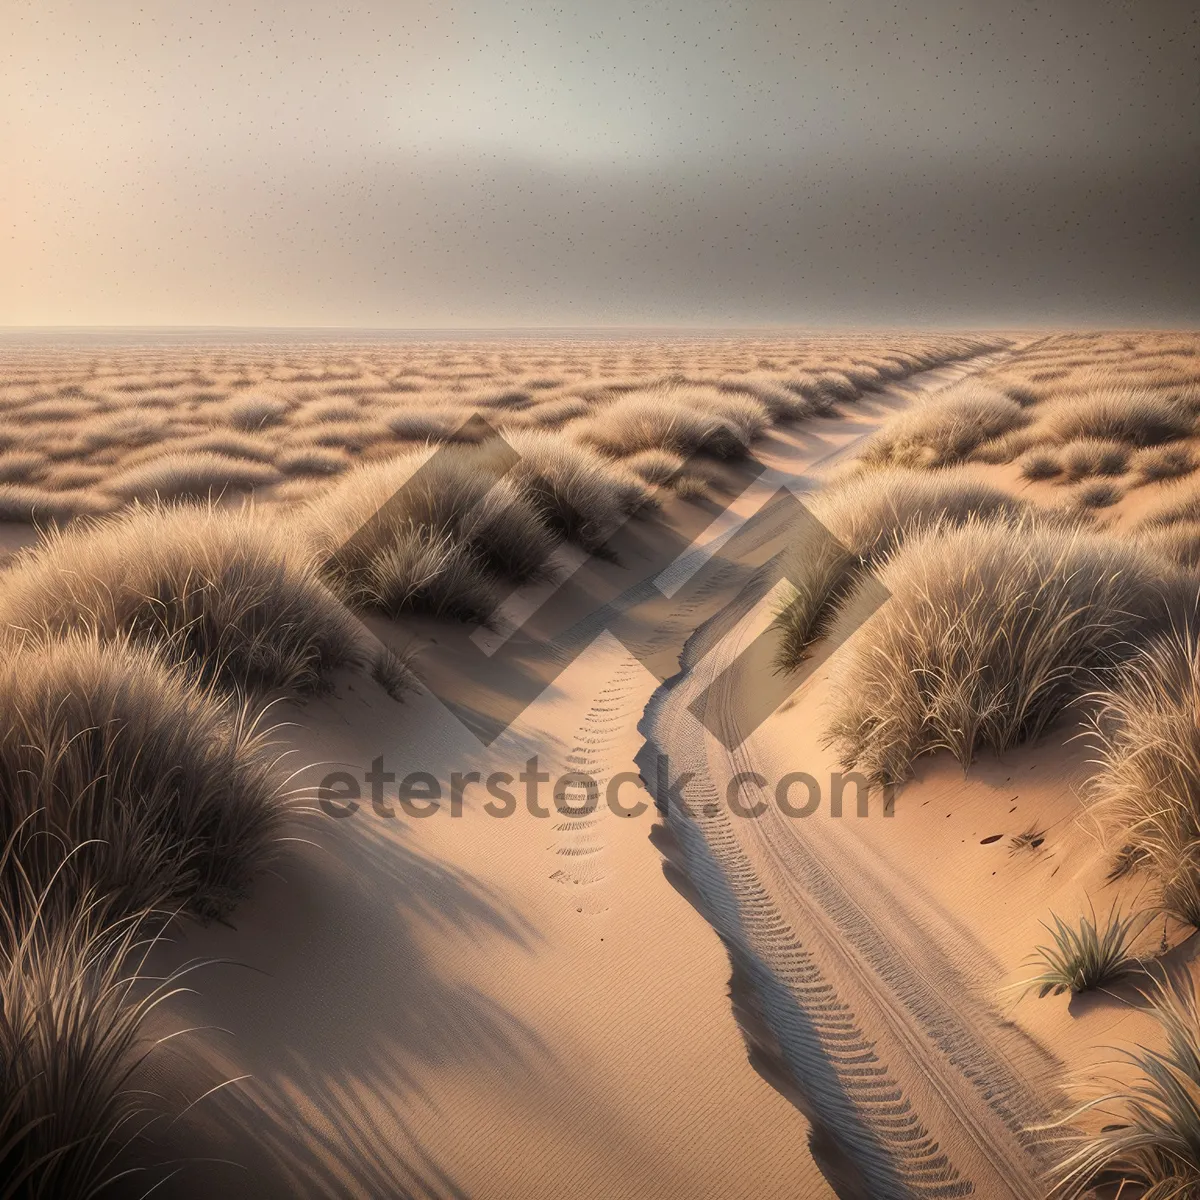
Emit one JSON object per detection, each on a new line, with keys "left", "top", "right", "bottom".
{"left": 1136, "top": 523, "right": 1200, "bottom": 572}
{"left": 571, "top": 387, "right": 758, "bottom": 460}
{"left": 1019, "top": 448, "right": 1064, "bottom": 481}
{"left": 0, "top": 451, "right": 47, "bottom": 484}
{"left": 0, "top": 634, "right": 282, "bottom": 925}
{"left": 775, "top": 470, "right": 1030, "bottom": 668}
{"left": 307, "top": 447, "right": 558, "bottom": 623}
{"left": 1135, "top": 444, "right": 1199, "bottom": 486}
{"left": 624, "top": 448, "right": 686, "bottom": 486}
{"left": 484, "top": 429, "right": 655, "bottom": 552}
{"left": 222, "top": 390, "right": 292, "bottom": 431}
{"left": 39, "top": 463, "right": 109, "bottom": 492}
{"left": 170, "top": 430, "right": 279, "bottom": 463}
{"left": 1021, "top": 905, "right": 1145, "bottom": 997}
{"left": 0, "top": 505, "right": 368, "bottom": 698}
{"left": 68, "top": 411, "right": 172, "bottom": 454}
{"left": 1040, "top": 387, "right": 1195, "bottom": 447}
{"left": 103, "top": 452, "right": 282, "bottom": 503}
{"left": 386, "top": 406, "right": 479, "bottom": 443}
{"left": 1047, "top": 973, "right": 1200, "bottom": 1199}
{"left": 1, "top": 889, "right": 185, "bottom": 1200}
{"left": 519, "top": 396, "right": 592, "bottom": 427}
{"left": 0, "top": 485, "right": 112, "bottom": 524}
{"left": 1060, "top": 439, "right": 1131, "bottom": 481}
{"left": 711, "top": 375, "right": 816, "bottom": 422}
{"left": 825, "top": 521, "right": 1177, "bottom": 784}
{"left": 1074, "top": 479, "right": 1124, "bottom": 510}
{"left": 1089, "top": 631, "right": 1200, "bottom": 926}
{"left": 275, "top": 445, "right": 351, "bottom": 476}
{"left": 290, "top": 418, "right": 391, "bottom": 452}
{"left": 856, "top": 382, "right": 1030, "bottom": 470}
{"left": 1138, "top": 485, "right": 1200, "bottom": 530}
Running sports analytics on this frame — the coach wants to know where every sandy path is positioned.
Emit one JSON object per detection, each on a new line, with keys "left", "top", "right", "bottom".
{"left": 637, "top": 354, "right": 1068, "bottom": 1198}
{"left": 144, "top": 357, "right": 999, "bottom": 1199}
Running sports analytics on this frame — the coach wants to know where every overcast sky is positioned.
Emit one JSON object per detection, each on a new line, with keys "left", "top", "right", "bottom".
{"left": 2, "top": 0, "right": 1196, "bottom": 327}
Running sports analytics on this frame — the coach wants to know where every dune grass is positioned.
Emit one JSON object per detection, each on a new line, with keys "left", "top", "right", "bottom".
{"left": 1137, "top": 523, "right": 1200, "bottom": 572}
{"left": 1019, "top": 448, "right": 1064, "bottom": 481}
{"left": 103, "top": 451, "right": 281, "bottom": 503}
{"left": 275, "top": 445, "right": 351, "bottom": 476}
{"left": 571, "top": 388, "right": 756, "bottom": 460}
{"left": 1060, "top": 438, "right": 1131, "bottom": 482}
{"left": 1074, "top": 479, "right": 1124, "bottom": 510}
{"left": 1089, "top": 631, "right": 1200, "bottom": 927}
{"left": 1021, "top": 905, "right": 1146, "bottom": 997}
{"left": 0, "top": 485, "right": 112, "bottom": 524}
{"left": 1135, "top": 444, "right": 1198, "bottom": 485}
{"left": 0, "top": 504, "right": 369, "bottom": 698}
{"left": 306, "top": 446, "right": 558, "bottom": 623}
{"left": 1047, "top": 973, "right": 1200, "bottom": 1199}
{"left": 0, "top": 452, "right": 47, "bottom": 485}
{"left": 1040, "top": 386, "right": 1195, "bottom": 447}
{"left": 624, "top": 448, "right": 686, "bottom": 485}
{"left": 1138, "top": 485, "right": 1200, "bottom": 530}
{"left": 479, "top": 428, "right": 656, "bottom": 553}
{"left": 774, "top": 469, "right": 1030, "bottom": 669}
{"left": 0, "top": 633, "right": 283, "bottom": 927}
{"left": 855, "top": 382, "right": 1030, "bottom": 470}
{"left": 824, "top": 520, "right": 1178, "bottom": 784}
{"left": 1, "top": 884, "right": 188, "bottom": 1200}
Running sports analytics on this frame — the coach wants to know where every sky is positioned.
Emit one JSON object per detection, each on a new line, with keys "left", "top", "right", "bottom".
{"left": 2, "top": 0, "right": 1196, "bottom": 327}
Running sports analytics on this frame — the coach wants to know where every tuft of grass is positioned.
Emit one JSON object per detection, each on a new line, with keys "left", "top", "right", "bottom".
{"left": 289, "top": 418, "right": 390, "bottom": 452}
{"left": 1046, "top": 972, "right": 1200, "bottom": 1199}
{"left": 1136, "top": 522, "right": 1200, "bottom": 572}
{"left": 370, "top": 645, "right": 419, "bottom": 701}
{"left": 712, "top": 375, "right": 817, "bottom": 422}
{"left": 0, "top": 485, "right": 113, "bottom": 524}
{"left": 0, "top": 504, "right": 367, "bottom": 698}
{"left": 103, "top": 452, "right": 281, "bottom": 504}
{"left": 571, "top": 387, "right": 755, "bottom": 460}
{"left": 1090, "top": 631, "right": 1200, "bottom": 927}
{"left": 857, "top": 382, "right": 1030, "bottom": 470}
{"left": 0, "top": 633, "right": 283, "bottom": 926}
{"left": 1060, "top": 439, "right": 1131, "bottom": 482}
{"left": 0, "top": 452, "right": 46, "bottom": 485}
{"left": 385, "top": 406, "right": 481, "bottom": 443}
{"left": 824, "top": 520, "right": 1179, "bottom": 784}
{"left": 1019, "top": 448, "right": 1064, "bottom": 481}
{"left": 480, "top": 429, "right": 656, "bottom": 553}
{"left": 1075, "top": 479, "right": 1124, "bottom": 510}
{"left": 223, "top": 390, "right": 292, "bottom": 431}
{"left": 275, "top": 445, "right": 352, "bottom": 476}
{"left": 673, "top": 474, "right": 710, "bottom": 500}
{"left": 774, "top": 469, "right": 1030, "bottom": 669}
{"left": 624, "top": 448, "right": 686, "bottom": 486}
{"left": 1041, "top": 386, "right": 1195, "bottom": 447}
{"left": 307, "top": 447, "right": 558, "bottom": 622}
{"left": 1021, "top": 904, "right": 1146, "bottom": 998}
{"left": 1135, "top": 444, "right": 1198, "bottom": 486}
{"left": 1, "top": 885, "right": 188, "bottom": 1200}
{"left": 1010, "top": 827, "right": 1046, "bottom": 853}
{"left": 1139, "top": 486, "right": 1200, "bottom": 530}
{"left": 520, "top": 396, "right": 592, "bottom": 427}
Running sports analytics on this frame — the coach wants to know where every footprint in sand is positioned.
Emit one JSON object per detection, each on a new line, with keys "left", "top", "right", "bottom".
{"left": 548, "top": 661, "right": 646, "bottom": 915}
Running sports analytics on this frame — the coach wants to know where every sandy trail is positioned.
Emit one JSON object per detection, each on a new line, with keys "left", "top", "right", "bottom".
{"left": 145, "top": 357, "right": 998, "bottom": 1199}
{"left": 638, "top": 354, "right": 1067, "bottom": 1198}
